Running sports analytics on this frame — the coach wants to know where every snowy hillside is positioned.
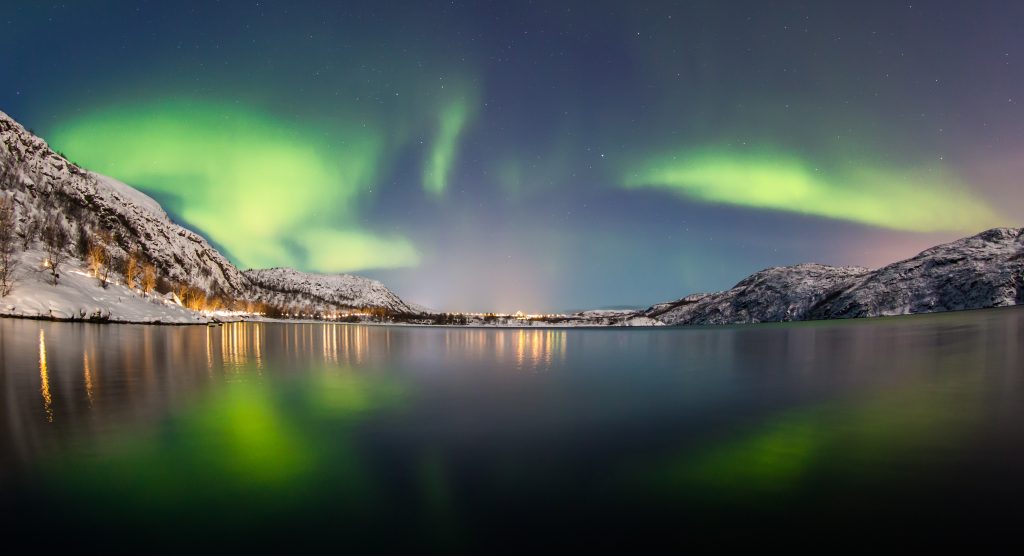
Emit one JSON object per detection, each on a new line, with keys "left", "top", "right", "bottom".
{"left": 0, "top": 110, "right": 249, "bottom": 297}
{"left": 804, "top": 227, "right": 1024, "bottom": 319}
{"left": 0, "top": 110, "right": 427, "bottom": 322}
{"left": 0, "top": 250, "right": 212, "bottom": 323}
{"left": 244, "top": 267, "right": 420, "bottom": 315}
{"left": 646, "top": 228, "right": 1024, "bottom": 325}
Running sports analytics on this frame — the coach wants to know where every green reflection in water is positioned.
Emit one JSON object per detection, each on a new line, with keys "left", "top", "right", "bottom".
{"left": 640, "top": 372, "right": 984, "bottom": 505}
{"left": 188, "top": 381, "right": 314, "bottom": 486}
{"left": 44, "top": 368, "right": 410, "bottom": 522}
{"left": 676, "top": 415, "right": 819, "bottom": 496}
{"left": 306, "top": 369, "right": 408, "bottom": 417}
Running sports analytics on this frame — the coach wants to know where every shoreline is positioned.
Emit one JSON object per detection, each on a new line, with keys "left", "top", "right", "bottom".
{"left": 3, "top": 303, "right": 1020, "bottom": 329}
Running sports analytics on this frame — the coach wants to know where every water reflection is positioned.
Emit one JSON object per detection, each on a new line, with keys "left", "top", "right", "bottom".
{"left": 82, "top": 352, "right": 94, "bottom": 407}
{"left": 0, "top": 309, "right": 1023, "bottom": 548}
{"left": 38, "top": 330, "right": 52, "bottom": 423}
{"left": 638, "top": 373, "right": 986, "bottom": 504}
{"left": 1, "top": 321, "right": 576, "bottom": 467}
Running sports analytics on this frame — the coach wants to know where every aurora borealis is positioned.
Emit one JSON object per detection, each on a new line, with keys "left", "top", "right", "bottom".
{"left": 623, "top": 147, "right": 1002, "bottom": 232}
{"left": 2, "top": 1, "right": 1021, "bottom": 311}
{"left": 46, "top": 100, "right": 420, "bottom": 272}
{"left": 424, "top": 96, "right": 476, "bottom": 196}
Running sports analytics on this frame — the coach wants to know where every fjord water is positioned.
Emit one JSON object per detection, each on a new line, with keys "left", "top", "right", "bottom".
{"left": 1, "top": 310, "right": 1023, "bottom": 548}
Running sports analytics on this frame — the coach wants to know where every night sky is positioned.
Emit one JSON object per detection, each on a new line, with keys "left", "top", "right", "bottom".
{"left": 2, "top": 1, "right": 1021, "bottom": 312}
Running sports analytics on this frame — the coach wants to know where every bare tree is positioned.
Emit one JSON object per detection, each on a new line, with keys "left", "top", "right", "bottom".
{"left": 75, "top": 224, "right": 90, "bottom": 258}
{"left": 0, "top": 159, "right": 23, "bottom": 193}
{"left": 123, "top": 248, "right": 141, "bottom": 289}
{"left": 87, "top": 231, "right": 112, "bottom": 288}
{"left": 98, "top": 256, "right": 111, "bottom": 288}
{"left": 41, "top": 218, "right": 70, "bottom": 286}
{"left": 0, "top": 160, "right": 12, "bottom": 191}
{"left": 141, "top": 263, "right": 157, "bottom": 296}
{"left": 0, "top": 194, "right": 18, "bottom": 296}
{"left": 20, "top": 214, "right": 39, "bottom": 249}
{"left": 86, "top": 239, "right": 105, "bottom": 277}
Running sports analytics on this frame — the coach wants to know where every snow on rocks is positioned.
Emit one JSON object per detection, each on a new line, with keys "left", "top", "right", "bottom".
{"left": 0, "top": 110, "right": 250, "bottom": 297}
{"left": 647, "top": 228, "right": 1024, "bottom": 325}
{"left": 244, "top": 267, "right": 419, "bottom": 315}
{"left": 0, "top": 250, "right": 211, "bottom": 324}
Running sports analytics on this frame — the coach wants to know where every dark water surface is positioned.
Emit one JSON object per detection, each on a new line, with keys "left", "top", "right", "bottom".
{"left": 1, "top": 309, "right": 1023, "bottom": 549}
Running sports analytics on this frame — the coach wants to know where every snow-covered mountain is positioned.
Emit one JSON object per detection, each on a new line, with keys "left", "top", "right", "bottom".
{"left": 0, "top": 110, "right": 422, "bottom": 320}
{"left": 646, "top": 228, "right": 1024, "bottom": 325}
{"left": 0, "top": 110, "right": 249, "bottom": 297}
{"left": 2, "top": 110, "right": 1020, "bottom": 326}
{"left": 244, "top": 267, "right": 421, "bottom": 315}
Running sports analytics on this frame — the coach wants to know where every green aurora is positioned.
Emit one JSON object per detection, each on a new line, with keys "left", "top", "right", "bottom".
{"left": 47, "top": 99, "right": 1006, "bottom": 287}
{"left": 5, "top": 0, "right": 1021, "bottom": 310}
{"left": 423, "top": 97, "right": 476, "bottom": 195}
{"left": 49, "top": 99, "right": 420, "bottom": 272}
{"left": 623, "top": 147, "right": 1003, "bottom": 233}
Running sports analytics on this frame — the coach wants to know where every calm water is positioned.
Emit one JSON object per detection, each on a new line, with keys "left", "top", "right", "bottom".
{"left": 1, "top": 309, "right": 1023, "bottom": 549}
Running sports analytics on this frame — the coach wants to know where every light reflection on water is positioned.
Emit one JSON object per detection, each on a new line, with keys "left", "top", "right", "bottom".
{"left": 1, "top": 309, "right": 1023, "bottom": 548}
{"left": 37, "top": 330, "right": 52, "bottom": 423}
{"left": 1, "top": 322, "right": 577, "bottom": 472}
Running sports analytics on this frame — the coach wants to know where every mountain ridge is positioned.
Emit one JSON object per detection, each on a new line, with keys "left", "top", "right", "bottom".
{"left": 644, "top": 227, "right": 1023, "bottom": 325}
{"left": 0, "top": 110, "right": 421, "bottom": 320}
{"left": 1, "top": 109, "right": 1020, "bottom": 326}
{"left": 243, "top": 267, "right": 420, "bottom": 316}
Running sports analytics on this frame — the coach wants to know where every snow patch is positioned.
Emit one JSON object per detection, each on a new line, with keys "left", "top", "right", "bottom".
{"left": 1, "top": 250, "right": 211, "bottom": 324}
